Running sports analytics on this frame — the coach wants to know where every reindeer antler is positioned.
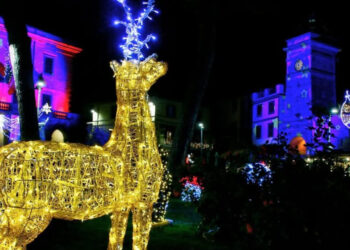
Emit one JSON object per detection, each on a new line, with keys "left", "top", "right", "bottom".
{"left": 113, "top": 0, "right": 158, "bottom": 62}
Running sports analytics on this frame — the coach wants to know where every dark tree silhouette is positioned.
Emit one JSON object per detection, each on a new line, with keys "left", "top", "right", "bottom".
{"left": 3, "top": 5, "right": 40, "bottom": 141}
{"left": 168, "top": 0, "right": 216, "bottom": 171}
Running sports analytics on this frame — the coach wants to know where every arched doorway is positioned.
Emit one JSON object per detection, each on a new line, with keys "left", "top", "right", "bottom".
{"left": 290, "top": 136, "right": 307, "bottom": 155}
{"left": 51, "top": 129, "right": 65, "bottom": 143}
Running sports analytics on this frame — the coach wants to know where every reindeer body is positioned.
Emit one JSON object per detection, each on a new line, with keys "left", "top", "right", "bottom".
{"left": 0, "top": 58, "right": 167, "bottom": 250}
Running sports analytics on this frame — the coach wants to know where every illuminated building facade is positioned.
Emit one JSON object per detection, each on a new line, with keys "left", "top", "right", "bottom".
{"left": 252, "top": 32, "right": 350, "bottom": 152}
{"left": 0, "top": 17, "right": 82, "bottom": 145}
{"left": 252, "top": 84, "right": 284, "bottom": 145}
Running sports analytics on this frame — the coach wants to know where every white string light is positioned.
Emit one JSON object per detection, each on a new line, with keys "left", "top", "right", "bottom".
{"left": 0, "top": 114, "right": 19, "bottom": 140}
{"left": 0, "top": 103, "right": 52, "bottom": 140}
{"left": 113, "top": 0, "right": 158, "bottom": 62}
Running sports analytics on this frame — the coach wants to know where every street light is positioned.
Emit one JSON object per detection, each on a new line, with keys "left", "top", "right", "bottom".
{"left": 35, "top": 74, "right": 46, "bottom": 114}
{"left": 91, "top": 109, "right": 99, "bottom": 125}
{"left": 198, "top": 122, "right": 204, "bottom": 155}
{"left": 331, "top": 107, "right": 339, "bottom": 115}
{"left": 327, "top": 107, "right": 339, "bottom": 143}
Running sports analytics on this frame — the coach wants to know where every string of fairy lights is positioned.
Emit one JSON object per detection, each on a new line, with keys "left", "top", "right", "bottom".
{"left": 113, "top": 0, "right": 158, "bottom": 61}
{"left": 152, "top": 146, "right": 173, "bottom": 223}
{"left": 0, "top": 114, "right": 19, "bottom": 139}
{"left": 0, "top": 104, "right": 51, "bottom": 141}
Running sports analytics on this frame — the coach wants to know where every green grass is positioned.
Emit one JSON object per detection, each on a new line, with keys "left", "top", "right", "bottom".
{"left": 28, "top": 199, "right": 229, "bottom": 250}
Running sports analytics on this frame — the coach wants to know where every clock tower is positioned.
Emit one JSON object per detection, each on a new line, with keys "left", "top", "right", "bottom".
{"left": 280, "top": 32, "right": 339, "bottom": 147}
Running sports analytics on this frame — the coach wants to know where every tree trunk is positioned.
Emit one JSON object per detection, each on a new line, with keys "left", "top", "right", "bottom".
{"left": 3, "top": 8, "right": 40, "bottom": 141}
{"left": 168, "top": 1, "right": 216, "bottom": 171}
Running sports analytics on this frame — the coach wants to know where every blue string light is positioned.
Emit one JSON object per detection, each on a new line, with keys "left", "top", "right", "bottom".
{"left": 113, "top": 0, "right": 159, "bottom": 62}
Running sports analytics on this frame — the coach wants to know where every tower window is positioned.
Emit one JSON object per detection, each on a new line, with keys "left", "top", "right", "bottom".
{"left": 256, "top": 125, "right": 262, "bottom": 139}
{"left": 268, "top": 122, "right": 274, "bottom": 137}
{"left": 268, "top": 101, "right": 275, "bottom": 114}
{"left": 44, "top": 56, "right": 54, "bottom": 75}
{"left": 257, "top": 104, "right": 262, "bottom": 117}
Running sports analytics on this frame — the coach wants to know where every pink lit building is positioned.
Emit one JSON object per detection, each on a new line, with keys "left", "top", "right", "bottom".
{"left": 0, "top": 17, "right": 82, "bottom": 145}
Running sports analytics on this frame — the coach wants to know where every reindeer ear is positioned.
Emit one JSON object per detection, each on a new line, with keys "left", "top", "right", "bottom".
{"left": 144, "top": 59, "right": 168, "bottom": 90}
{"left": 110, "top": 60, "right": 120, "bottom": 77}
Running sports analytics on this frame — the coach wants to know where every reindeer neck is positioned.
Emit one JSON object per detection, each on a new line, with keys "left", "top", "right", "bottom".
{"left": 104, "top": 89, "right": 155, "bottom": 149}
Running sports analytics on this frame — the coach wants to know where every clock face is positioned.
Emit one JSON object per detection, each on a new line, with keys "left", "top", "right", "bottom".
{"left": 295, "top": 59, "right": 303, "bottom": 71}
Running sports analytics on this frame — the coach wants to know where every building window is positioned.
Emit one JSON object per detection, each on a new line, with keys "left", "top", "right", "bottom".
{"left": 268, "top": 101, "right": 275, "bottom": 114}
{"left": 268, "top": 122, "right": 274, "bottom": 138}
{"left": 257, "top": 104, "right": 262, "bottom": 117}
{"left": 256, "top": 125, "right": 261, "bottom": 139}
{"left": 44, "top": 56, "right": 54, "bottom": 75}
{"left": 42, "top": 94, "right": 52, "bottom": 106}
{"left": 166, "top": 104, "right": 176, "bottom": 118}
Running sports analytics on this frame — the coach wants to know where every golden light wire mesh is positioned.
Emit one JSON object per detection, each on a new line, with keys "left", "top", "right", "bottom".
{"left": 0, "top": 58, "right": 167, "bottom": 250}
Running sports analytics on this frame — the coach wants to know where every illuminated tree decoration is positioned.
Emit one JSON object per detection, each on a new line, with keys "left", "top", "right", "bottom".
{"left": 181, "top": 183, "right": 202, "bottom": 202}
{"left": 341, "top": 90, "right": 350, "bottom": 129}
{"left": 0, "top": 104, "right": 51, "bottom": 141}
{"left": 113, "top": 0, "right": 158, "bottom": 61}
{"left": 242, "top": 163, "right": 272, "bottom": 187}
{"left": 180, "top": 176, "right": 203, "bottom": 203}
{"left": 0, "top": 114, "right": 19, "bottom": 140}
{"left": 0, "top": 0, "right": 167, "bottom": 248}
{"left": 152, "top": 146, "right": 173, "bottom": 223}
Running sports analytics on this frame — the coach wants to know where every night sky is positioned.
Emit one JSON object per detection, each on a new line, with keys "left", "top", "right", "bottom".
{"left": 2, "top": 0, "right": 350, "bottom": 112}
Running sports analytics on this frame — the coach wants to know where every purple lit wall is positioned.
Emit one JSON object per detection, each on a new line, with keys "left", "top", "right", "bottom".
{"left": 0, "top": 17, "right": 82, "bottom": 144}
{"left": 0, "top": 17, "right": 82, "bottom": 113}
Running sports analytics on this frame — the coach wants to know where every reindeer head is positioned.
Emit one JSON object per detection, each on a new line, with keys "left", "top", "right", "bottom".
{"left": 110, "top": 57, "right": 167, "bottom": 92}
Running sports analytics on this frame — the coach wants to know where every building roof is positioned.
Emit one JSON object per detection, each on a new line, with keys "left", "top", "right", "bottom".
{"left": 0, "top": 16, "right": 82, "bottom": 56}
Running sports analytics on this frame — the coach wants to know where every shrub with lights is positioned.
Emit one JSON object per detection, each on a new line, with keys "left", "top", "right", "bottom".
{"left": 197, "top": 140, "right": 350, "bottom": 249}
{"left": 180, "top": 176, "right": 203, "bottom": 203}
{"left": 152, "top": 146, "right": 173, "bottom": 223}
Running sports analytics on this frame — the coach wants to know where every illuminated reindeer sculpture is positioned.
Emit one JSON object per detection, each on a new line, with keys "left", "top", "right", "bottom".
{"left": 0, "top": 57, "right": 167, "bottom": 249}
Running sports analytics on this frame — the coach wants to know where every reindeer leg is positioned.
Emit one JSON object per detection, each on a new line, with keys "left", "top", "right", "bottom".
{"left": 108, "top": 207, "right": 131, "bottom": 250}
{"left": 131, "top": 204, "right": 153, "bottom": 250}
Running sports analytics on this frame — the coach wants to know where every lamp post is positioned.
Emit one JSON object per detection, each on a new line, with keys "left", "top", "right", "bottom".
{"left": 198, "top": 122, "right": 204, "bottom": 158}
{"left": 91, "top": 109, "right": 99, "bottom": 126}
{"left": 36, "top": 74, "right": 46, "bottom": 115}
{"left": 35, "top": 74, "right": 46, "bottom": 140}
{"left": 328, "top": 107, "right": 339, "bottom": 143}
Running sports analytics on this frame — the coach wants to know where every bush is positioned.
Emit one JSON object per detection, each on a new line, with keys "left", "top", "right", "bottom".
{"left": 197, "top": 148, "right": 350, "bottom": 250}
